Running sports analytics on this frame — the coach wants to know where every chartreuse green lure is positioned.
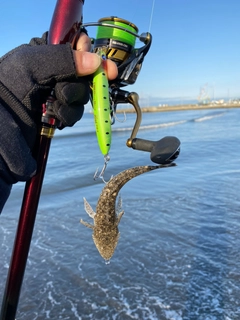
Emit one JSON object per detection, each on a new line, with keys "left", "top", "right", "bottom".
{"left": 92, "top": 47, "right": 111, "bottom": 157}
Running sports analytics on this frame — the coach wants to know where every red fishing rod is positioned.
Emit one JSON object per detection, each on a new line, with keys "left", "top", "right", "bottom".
{"left": 0, "top": 1, "right": 84, "bottom": 319}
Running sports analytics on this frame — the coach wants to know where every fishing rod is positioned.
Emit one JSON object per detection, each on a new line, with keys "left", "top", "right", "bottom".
{"left": 0, "top": 1, "right": 84, "bottom": 319}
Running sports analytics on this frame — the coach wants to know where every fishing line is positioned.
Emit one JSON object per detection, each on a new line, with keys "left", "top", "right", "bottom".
{"left": 148, "top": 0, "right": 155, "bottom": 33}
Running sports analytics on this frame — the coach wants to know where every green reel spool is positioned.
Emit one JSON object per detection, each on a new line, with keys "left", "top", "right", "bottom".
{"left": 94, "top": 17, "right": 139, "bottom": 65}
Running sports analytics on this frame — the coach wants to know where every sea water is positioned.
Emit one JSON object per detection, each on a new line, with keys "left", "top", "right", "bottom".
{"left": 1, "top": 108, "right": 240, "bottom": 319}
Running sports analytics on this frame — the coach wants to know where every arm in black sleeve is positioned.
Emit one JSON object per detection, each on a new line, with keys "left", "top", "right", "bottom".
{"left": 0, "top": 32, "right": 90, "bottom": 213}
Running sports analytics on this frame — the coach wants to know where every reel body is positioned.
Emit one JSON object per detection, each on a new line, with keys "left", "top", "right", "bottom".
{"left": 94, "top": 17, "right": 138, "bottom": 66}
{"left": 88, "top": 16, "right": 152, "bottom": 87}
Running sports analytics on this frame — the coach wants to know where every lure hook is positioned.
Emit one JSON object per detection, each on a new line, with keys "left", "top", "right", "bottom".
{"left": 94, "top": 154, "right": 111, "bottom": 183}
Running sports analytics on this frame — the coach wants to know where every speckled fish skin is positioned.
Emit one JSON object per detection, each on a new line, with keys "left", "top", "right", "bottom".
{"left": 80, "top": 164, "right": 174, "bottom": 261}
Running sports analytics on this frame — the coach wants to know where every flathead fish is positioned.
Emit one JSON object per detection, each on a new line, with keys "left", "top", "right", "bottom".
{"left": 80, "top": 164, "right": 175, "bottom": 262}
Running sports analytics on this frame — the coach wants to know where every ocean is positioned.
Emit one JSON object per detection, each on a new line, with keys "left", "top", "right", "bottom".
{"left": 1, "top": 107, "right": 240, "bottom": 319}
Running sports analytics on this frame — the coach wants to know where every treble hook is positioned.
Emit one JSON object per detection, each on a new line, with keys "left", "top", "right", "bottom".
{"left": 94, "top": 154, "right": 111, "bottom": 183}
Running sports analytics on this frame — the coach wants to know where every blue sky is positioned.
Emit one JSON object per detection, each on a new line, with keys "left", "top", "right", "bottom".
{"left": 1, "top": 0, "right": 240, "bottom": 105}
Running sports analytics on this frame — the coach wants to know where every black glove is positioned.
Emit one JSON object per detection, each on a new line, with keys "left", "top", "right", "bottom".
{"left": 0, "top": 33, "right": 90, "bottom": 213}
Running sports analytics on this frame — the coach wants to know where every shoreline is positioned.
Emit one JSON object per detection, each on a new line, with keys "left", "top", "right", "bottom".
{"left": 116, "top": 103, "right": 240, "bottom": 113}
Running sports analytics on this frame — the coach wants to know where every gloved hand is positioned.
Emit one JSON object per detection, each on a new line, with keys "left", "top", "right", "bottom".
{"left": 0, "top": 32, "right": 118, "bottom": 212}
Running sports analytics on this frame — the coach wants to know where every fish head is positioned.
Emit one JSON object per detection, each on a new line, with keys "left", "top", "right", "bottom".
{"left": 92, "top": 226, "right": 120, "bottom": 261}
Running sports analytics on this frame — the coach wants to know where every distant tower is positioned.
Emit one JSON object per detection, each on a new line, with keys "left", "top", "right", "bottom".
{"left": 198, "top": 83, "right": 210, "bottom": 105}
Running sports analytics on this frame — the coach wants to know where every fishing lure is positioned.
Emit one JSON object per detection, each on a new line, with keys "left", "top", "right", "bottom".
{"left": 80, "top": 163, "right": 175, "bottom": 263}
{"left": 92, "top": 47, "right": 111, "bottom": 157}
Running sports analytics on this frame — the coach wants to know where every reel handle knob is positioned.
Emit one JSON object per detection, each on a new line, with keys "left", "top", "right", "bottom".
{"left": 131, "top": 136, "right": 181, "bottom": 165}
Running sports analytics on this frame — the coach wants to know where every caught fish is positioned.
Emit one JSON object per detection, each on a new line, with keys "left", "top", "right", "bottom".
{"left": 80, "top": 163, "right": 175, "bottom": 262}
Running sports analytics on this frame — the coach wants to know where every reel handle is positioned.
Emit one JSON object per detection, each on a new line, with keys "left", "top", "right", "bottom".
{"left": 112, "top": 90, "right": 181, "bottom": 165}
{"left": 131, "top": 136, "right": 181, "bottom": 165}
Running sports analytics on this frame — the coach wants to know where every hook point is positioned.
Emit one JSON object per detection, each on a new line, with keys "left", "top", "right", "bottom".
{"left": 93, "top": 154, "right": 111, "bottom": 184}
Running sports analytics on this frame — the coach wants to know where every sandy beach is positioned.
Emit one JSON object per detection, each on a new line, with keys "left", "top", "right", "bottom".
{"left": 117, "top": 103, "right": 240, "bottom": 113}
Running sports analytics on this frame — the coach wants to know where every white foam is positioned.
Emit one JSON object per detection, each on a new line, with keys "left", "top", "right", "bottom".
{"left": 194, "top": 113, "right": 223, "bottom": 122}
{"left": 165, "top": 310, "right": 183, "bottom": 319}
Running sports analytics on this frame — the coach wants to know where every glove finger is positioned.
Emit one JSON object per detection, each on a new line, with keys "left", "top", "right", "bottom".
{"left": 52, "top": 101, "right": 84, "bottom": 127}
{"left": 54, "top": 80, "right": 90, "bottom": 106}
{"left": 0, "top": 107, "right": 36, "bottom": 182}
{"left": 53, "top": 80, "right": 89, "bottom": 126}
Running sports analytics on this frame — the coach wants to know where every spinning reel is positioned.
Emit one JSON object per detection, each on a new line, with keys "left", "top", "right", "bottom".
{"left": 83, "top": 17, "right": 180, "bottom": 169}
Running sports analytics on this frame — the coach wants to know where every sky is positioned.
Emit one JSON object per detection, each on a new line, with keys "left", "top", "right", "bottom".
{"left": 1, "top": 0, "right": 240, "bottom": 106}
